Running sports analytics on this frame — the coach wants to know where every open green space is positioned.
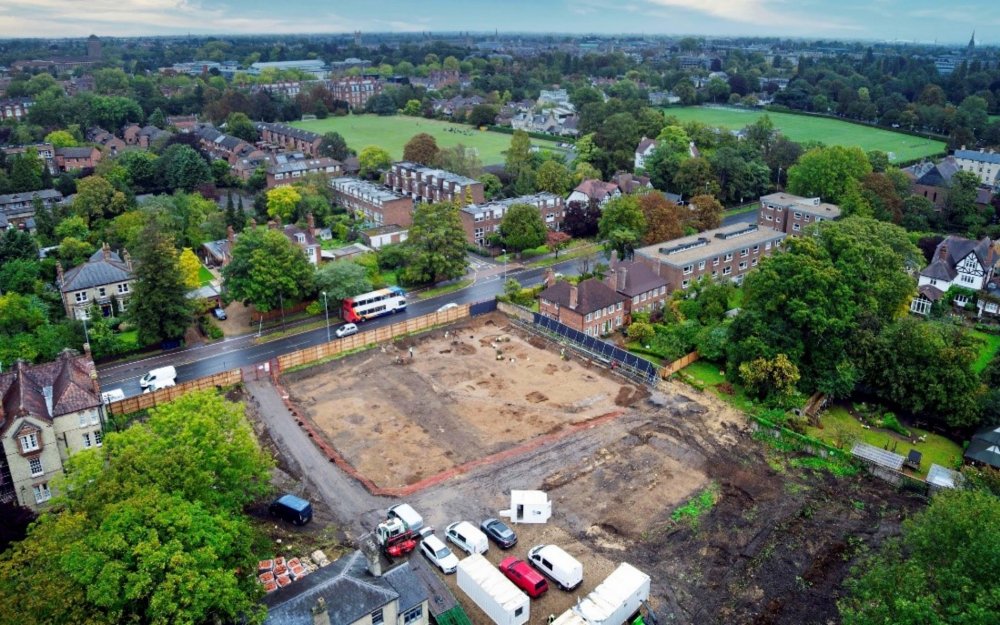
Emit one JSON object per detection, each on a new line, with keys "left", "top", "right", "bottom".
{"left": 664, "top": 106, "right": 946, "bottom": 162}
{"left": 970, "top": 329, "right": 1000, "bottom": 373}
{"left": 806, "top": 406, "right": 963, "bottom": 478}
{"left": 292, "top": 115, "right": 567, "bottom": 165}
{"left": 198, "top": 265, "right": 214, "bottom": 287}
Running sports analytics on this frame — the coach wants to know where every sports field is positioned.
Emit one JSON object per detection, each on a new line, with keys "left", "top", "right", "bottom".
{"left": 291, "top": 115, "right": 568, "bottom": 165}
{"left": 664, "top": 106, "right": 946, "bottom": 162}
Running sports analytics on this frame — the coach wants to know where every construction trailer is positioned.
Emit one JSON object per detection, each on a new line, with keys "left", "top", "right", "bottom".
{"left": 551, "top": 563, "right": 651, "bottom": 625}
{"left": 500, "top": 490, "right": 552, "bottom": 524}
{"left": 457, "top": 553, "right": 530, "bottom": 625}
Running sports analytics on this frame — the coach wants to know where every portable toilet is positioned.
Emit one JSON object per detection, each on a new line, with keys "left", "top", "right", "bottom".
{"left": 500, "top": 490, "right": 552, "bottom": 524}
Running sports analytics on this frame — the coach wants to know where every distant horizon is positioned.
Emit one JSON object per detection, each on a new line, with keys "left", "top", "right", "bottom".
{"left": 0, "top": 0, "right": 990, "bottom": 46}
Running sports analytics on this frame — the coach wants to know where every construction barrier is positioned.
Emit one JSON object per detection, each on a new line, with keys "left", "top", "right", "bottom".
{"left": 106, "top": 368, "right": 243, "bottom": 416}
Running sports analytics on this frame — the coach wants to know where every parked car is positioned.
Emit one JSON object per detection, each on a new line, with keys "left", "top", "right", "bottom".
{"left": 420, "top": 534, "right": 459, "bottom": 574}
{"left": 445, "top": 521, "right": 489, "bottom": 555}
{"left": 498, "top": 556, "right": 549, "bottom": 598}
{"left": 480, "top": 518, "right": 517, "bottom": 549}
{"left": 269, "top": 494, "right": 313, "bottom": 526}
{"left": 212, "top": 307, "right": 227, "bottom": 320}
{"left": 436, "top": 302, "right": 459, "bottom": 312}
{"left": 335, "top": 323, "right": 358, "bottom": 338}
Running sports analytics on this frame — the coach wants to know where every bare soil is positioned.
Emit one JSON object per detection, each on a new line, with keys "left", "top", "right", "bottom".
{"left": 284, "top": 314, "right": 633, "bottom": 489}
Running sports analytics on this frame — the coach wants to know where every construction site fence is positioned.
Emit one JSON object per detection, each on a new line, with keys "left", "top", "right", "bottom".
{"left": 496, "top": 300, "right": 534, "bottom": 322}
{"left": 662, "top": 351, "right": 699, "bottom": 377}
{"left": 276, "top": 304, "right": 472, "bottom": 371}
{"left": 105, "top": 368, "right": 243, "bottom": 416}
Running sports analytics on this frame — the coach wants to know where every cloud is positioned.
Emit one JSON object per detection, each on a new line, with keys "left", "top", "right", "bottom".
{"left": 642, "top": 0, "right": 860, "bottom": 31}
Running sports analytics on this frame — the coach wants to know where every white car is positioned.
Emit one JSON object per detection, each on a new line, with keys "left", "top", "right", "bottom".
{"left": 420, "top": 534, "right": 459, "bottom": 574}
{"left": 436, "top": 302, "right": 459, "bottom": 312}
{"left": 335, "top": 323, "right": 358, "bottom": 338}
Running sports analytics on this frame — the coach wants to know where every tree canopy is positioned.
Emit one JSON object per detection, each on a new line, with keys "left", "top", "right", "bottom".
{"left": 128, "top": 223, "right": 192, "bottom": 345}
{"left": 402, "top": 132, "right": 440, "bottom": 166}
{"left": 400, "top": 201, "right": 468, "bottom": 285}
{"left": 222, "top": 227, "right": 315, "bottom": 311}
{"left": 500, "top": 203, "right": 547, "bottom": 252}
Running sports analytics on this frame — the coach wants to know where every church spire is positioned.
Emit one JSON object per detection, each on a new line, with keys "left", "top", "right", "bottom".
{"left": 968, "top": 30, "right": 976, "bottom": 55}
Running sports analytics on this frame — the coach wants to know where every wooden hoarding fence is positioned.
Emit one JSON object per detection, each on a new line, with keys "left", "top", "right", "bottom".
{"left": 662, "top": 351, "right": 699, "bottom": 377}
{"left": 106, "top": 368, "right": 243, "bottom": 416}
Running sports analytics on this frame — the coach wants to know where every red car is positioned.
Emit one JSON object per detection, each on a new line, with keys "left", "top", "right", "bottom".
{"left": 499, "top": 556, "right": 549, "bottom": 598}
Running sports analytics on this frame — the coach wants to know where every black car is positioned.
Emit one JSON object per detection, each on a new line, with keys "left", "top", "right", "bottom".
{"left": 480, "top": 518, "right": 517, "bottom": 549}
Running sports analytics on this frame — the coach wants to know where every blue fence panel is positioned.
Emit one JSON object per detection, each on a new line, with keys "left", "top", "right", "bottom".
{"left": 531, "top": 313, "right": 659, "bottom": 384}
{"left": 469, "top": 300, "right": 498, "bottom": 316}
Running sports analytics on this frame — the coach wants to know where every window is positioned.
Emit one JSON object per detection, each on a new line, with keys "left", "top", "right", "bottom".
{"left": 765, "top": 241, "right": 772, "bottom": 250}
{"left": 741, "top": 248, "right": 749, "bottom": 257}
{"left": 117, "top": 283, "right": 129, "bottom": 294}
{"left": 98, "top": 287, "right": 106, "bottom": 297}
{"left": 20, "top": 432, "right": 39, "bottom": 453}
{"left": 753, "top": 245, "right": 759, "bottom": 253}
{"left": 29, "top": 457, "right": 43, "bottom": 477}
{"left": 766, "top": 214, "right": 773, "bottom": 221}
{"left": 94, "top": 430, "right": 103, "bottom": 446}
{"left": 585, "top": 313, "right": 592, "bottom": 322}
{"left": 929, "top": 278, "right": 938, "bottom": 286}
{"left": 617, "top": 302, "right": 623, "bottom": 311}
{"left": 792, "top": 223, "right": 801, "bottom": 232}
{"left": 752, "top": 258, "right": 758, "bottom": 266}
{"left": 724, "top": 253, "right": 733, "bottom": 262}
{"left": 739, "top": 261, "right": 748, "bottom": 270}
{"left": 723, "top": 267, "right": 732, "bottom": 276}
{"left": 911, "top": 298, "right": 931, "bottom": 315}
{"left": 616, "top": 316, "right": 623, "bottom": 327}
{"left": 515, "top": 607, "right": 525, "bottom": 618}
{"left": 682, "top": 264, "right": 693, "bottom": 275}
{"left": 74, "top": 291, "right": 88, "bottom": 303}
{"left": 793, "top": 211, "right": 802, "bottom": 219}
{"left": 659, "top": 286, "right": 666, "bottom": 295}
{"left": 961, "top": 274, "right": 975, "bottom": 285}
{"left": 79, "top": 413, "right": 89, "bottom": 427}
{"left": 681, "top": 279, "right": 690, "bottom": 289}
{"left": 33, "top": 483, "right": 51, "bottom": 504}
{"left": 698, "top": 260, "right": 706, "bottom": 270}
{"left": 633, "top": 295, "right": 639, "bottom": 304}
{"left": 712, "top": 256, "right": 719, "bottom": 266}
{"left": 402, "top": 606, "right": 423, "bottom": 625}
{"left": 83, "top": 433, "right": 91, "bottom": 448}
{"left": 641, "top": 293, "right": 647, "bottom": 302}
{"left": 371, "top": 608, "right": 384, "bottom": 625}
{"left": 776, "top": 218, "right": 781, "bottom": 224}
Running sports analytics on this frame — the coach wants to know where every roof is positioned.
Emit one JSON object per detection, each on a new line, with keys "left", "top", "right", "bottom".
{"left": 850, "top": 441, "right": 905, "bottom": 470}
{"left": 330, "top": 177, "right": 409, "bottom": 204}
{"left": 282, "top": 224, "right": 318, "bottom": 247}
{"left": 926, "top": 463, "right": 963, "bottom": 489}
{"left": 268, "top": 157, "right": 341, "bottom": 175}
{"left": 364, "top": 224, "right": 407, "bottom": 236}
{"left": 608, "top": 257, "right": 668, "bottom": 296}
{"left": 0, "top": 351, "right": 100, "bottom": 436}
{"left": 539, "top": 278, "right": 626, "bottom": 315}
{"left": 954, "top": 149, "right": 1000, "bottom": 165}
{"left": 759, "top": 192, "right": 841, "bottom": 219}
{"left": 921, "top": 235, "right": 993, "bottom": 282}
{"left": 635, "top": 223, "right": 786, "bottom": 268}
{"left": 393, "top": 162, "right": 479, "bottom": 187}
{"left": 60, "top": 246, "right": 133, "bottom": 292}
{"left": 461, "top": 192, "right": 561, "bottom": 218}
{"left": 917, "top": 284, "right": 946, "bottom": 302}
{"left": 572, "top": 179, "right": 619, "bottom": 201}
{"left": 965, "top": 425, "right": 1000, "bottom": 468}
{"left": 0, "top": 188, "right": 62, "bottom": 209}
{"left": 914, "top": 157, "right": 960, "bottom": 187}
{"left": 636, "top": 136, "right": 657, "bottom": 155}
{"left": 256, "top": 122, "right": 321, "bottom": 143}
{"left": 263, "top": 551, "right": 422, "bottom": 625}
{"left": 56, "top": 146, "right": 96, "bottom": 159}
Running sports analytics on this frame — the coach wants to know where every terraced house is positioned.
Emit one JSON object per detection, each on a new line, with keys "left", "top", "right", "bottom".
{"left": 0, "top": 351, "right": 104, "bottom": 511}
{"left": 329, "top": 177, "right": 414, "bottom": 228}
{"left": 459, "top": 192, "right": 564, "bottom": 246}
{"left": 385, "top": 162, "right": 485, "bottom": 206}
{"left": 256, "top": 122, "right": 323, "bottom": 157}
{"left": 57, "top": 243, "right": 135, "bottom": 320}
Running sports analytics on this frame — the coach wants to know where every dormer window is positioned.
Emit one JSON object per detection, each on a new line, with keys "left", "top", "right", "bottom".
{"left": 295, "top": 233, "right": 306, "bottom": 243}
{"left": 20, "top": 432, "right": 39, "bottom": 453}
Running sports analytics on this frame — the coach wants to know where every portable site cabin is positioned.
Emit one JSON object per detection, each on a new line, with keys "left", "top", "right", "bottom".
{"left": 500, "top": 490, "right": 552, "bottom": 524}
{"left": 457, "top": 553, "right": 529, "bottom": 625}
{"left": 551, "top": 563, "right": 650, "bottom": 625}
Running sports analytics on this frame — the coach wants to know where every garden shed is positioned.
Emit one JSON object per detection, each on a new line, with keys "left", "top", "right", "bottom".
{"left": 851, "top": 442, "right": 905, "bottom": 484}
{"left": 926, "top": 464, "right": 963, "bottom": 492}
{"left": 965, "top": 425, "right": 1000, "bottom": 469}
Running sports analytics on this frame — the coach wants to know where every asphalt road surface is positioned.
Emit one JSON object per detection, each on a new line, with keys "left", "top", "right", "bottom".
{"left": 98, "top": 211, "right": 754, "bottom": 399}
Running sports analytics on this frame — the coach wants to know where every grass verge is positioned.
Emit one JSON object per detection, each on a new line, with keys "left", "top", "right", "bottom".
{"left": 417, "top": 278, "right": 474, "bottom": 299}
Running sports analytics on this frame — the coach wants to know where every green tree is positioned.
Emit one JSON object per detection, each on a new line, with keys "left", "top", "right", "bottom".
{"left": 505, "top": 130, "right": 533, "bottom": 181}
{"left": 401, "top": 201, "right": 468, "bottom": 285}
{"left": 225, "top": 111, "right": 258, "bottom": 142}
{"left": 688, "top": 194, "right": 724, "bottom": 231}
{"left": 158, "top": 144, "right": 213, "bottom": 192}
{"left": 118, "top": 150, "right": 158, "bottom": 192}
{"left": 128, "top": 224, "right": 192, "bottom": 344}
{"left": 627, "top": 322, "right": 655, "bottom": 344}
{"left": 178, "top": 247, "right": 202, "bottom": 290}
{"left": 318, "top": 131, "right": 350, "bottom": 160}
{"left": 840, "top": 489, "right": 999, "bottom": 625}
{"left": 358, "top": 145, "right": 392, "bottom": 178}
{"left": 222, "top": 228, "right": 315, "bottom": 311}
{"left": 598, "top": 195, "right": 646, "bottom": 259}
{"left": 672, "top": 157, "right": 720, "bottom": 199}
{"left": 500, "top": 203, "right": 547, "bottom": 252}
{"left": 535, "top": 160, "right": 571, "bottom": 196}
{"left": 739, "top": 354, "right": 801, "bottom": 402}
{"left": 54, "top": 214, "right": 89, "bottom": 240}
{"left": 944, "top": 170, "right": 987, "bottom": 233}
{"left": 787, "top": 145, "right": 873, "bottom": 205}
{"left": 58, "top": 237, "right": 95, "bottom": 267}
{"left": 436, "top": 144, "right": 483, "bottom": 179}
{"left": 266, "top": 185, "right": 302, "bottom": 222}
{"left": 468, "top": 104, "right": 499, "bottom": 127}
{"left": 315, "top": 261, "right": 372, "bottom": 307}
{"left": 0, "top": 258, "right": 41, "bottom": 295}
{"left": 43, "top": 130, "right": 78, "bottom": 148}
{"left": 8, "top": 152, "right": 44, "bottom": 192}
{"left": 401, "top": 99, "right": 423, "bottom": 116}
{"left": 479, "top": 173, "right": 502, "bottom": 200}
{"left": 403, "top": 133, "right": 440, "bottom": 166}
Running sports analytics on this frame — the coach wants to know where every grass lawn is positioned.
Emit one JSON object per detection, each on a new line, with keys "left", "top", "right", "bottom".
{"left": 292, "top": 114, "right": 568, "bottom": 165}
{"left": 679, "top": 360, "right": 759, "bottom": 413}
{"left": 664, "top": 106, "right": 946, "bottom": 162}
{"left": 118, "top": 330, "right": 139, "bottom": 350}
{"left": 197, "top": 266, "right": 214, "bottom": 287}
{"left": 806, "top": 406, "right": 964, "bottom": 478}
{"left": 417, "top": 278, "right": 474, "bottom": 299}
{"left": 970, "top": 329, "right": 1000, "bottom": 373}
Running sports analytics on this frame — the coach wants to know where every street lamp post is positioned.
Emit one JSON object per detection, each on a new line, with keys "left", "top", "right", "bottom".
{"left": 502, "top": 248, "right": 507, "bottom": 280}
{"left": 322, "top": 291, "right": 330, "bottom": 342}
{"left": 81, "top": 314, "right": 91, "bottom": 353}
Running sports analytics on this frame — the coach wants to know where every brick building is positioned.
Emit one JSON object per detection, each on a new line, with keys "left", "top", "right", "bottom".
{"left": 635, "top": 223, "right": 786, "bottom": 292}
{"left": 758, "top": 192, "right": 841, "bottom": 236}
{"left": 385, "top": 162, "right": 485, "bottom": 205}
{"left": 266, "top": 156, "right": 342, "bottom": 188}
{"left": 55, "top": 146, "right": 101, "bottom": 172}
{"left": 605, "top": 253, "right": 669, "bottom": 316}
{"left": 329, "top": 76, "right": 383, "bottom": 109}
{"left": 459, "top": 192, "right": 564, "bottom": 246}
{"left": 0, "top": 351, "right": 104, "bottom": 510}
{"left": 255, "top": 122, "right": 323, "bottom": 156}
{"left": 3, "top": 143, "right": 56, "bottom": 174}
{"left": 0, "top": 189, "right": 62, "bottom": 231}
{"left": 538, "top": 276, "right": 627, "bottom": 337}
{"left": 329, "top": 177, "right": 414, "bottom": 228}
{"left": 0, "top": 98, "right": 32, "bottom": 121}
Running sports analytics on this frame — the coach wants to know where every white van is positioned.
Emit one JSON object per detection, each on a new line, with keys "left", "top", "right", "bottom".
{"left": 387, "top": 503, "right": 424, "bottom": 533}
{"left": 446, "top": 521, "right": 489, "bottom": 555}
{"left": 142, "top": 378, "right": 176, "bottom": 394}
{"left": 139, "top": 366, "right": 177, "bottom": 389}
{"left": 101, "top": 388, "right": 125, "bottom": 404}
{"left": 527, "top": 544, "right": 583, "bottom": 591}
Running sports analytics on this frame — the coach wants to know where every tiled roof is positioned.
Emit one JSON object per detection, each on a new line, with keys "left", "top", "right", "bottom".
{"left": 955, "top": 149, "right": 1000, "bottom": 165}
{"left": 573, "top": 179, "right": 619, "bottom": 200}
{"left": 636, "top": 136, "right": 657, "bottom": 155}
{"left": 0, "top": 352, "right": 100, "bottom": 436}
{"left": 56, "top": 146, "right": 96, "bottom": 159}
{"left": 61, "top": 247, "right": 132, "bottom": 292}
{"left": 917, "top": 284, "right": 946, "bottom": 302}
{"left": 0, "top": 189, "right": 62, "bottom": 209}
{"left": 539, "top": 278, "right": 626, "bottom": 315}
{"left": 608, "top": 258, "right": 668, "bottom": 297}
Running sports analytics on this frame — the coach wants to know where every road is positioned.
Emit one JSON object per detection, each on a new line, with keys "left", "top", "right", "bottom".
{"left": 98, "top": 211, "right": 754, "bottom": 398}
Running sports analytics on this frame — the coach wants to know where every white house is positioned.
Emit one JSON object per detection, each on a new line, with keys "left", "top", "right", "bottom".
{"left": 567, "top": 179, "right": 621, "bottom": 208}
{"left": 911, "top": 236, "right": 996, "bottom": 315}
{"left": 953, "top": 148, "right": 1000, "bottom": 188}
{"left": 634, "top": 136, "right": 658, "bottom": 171}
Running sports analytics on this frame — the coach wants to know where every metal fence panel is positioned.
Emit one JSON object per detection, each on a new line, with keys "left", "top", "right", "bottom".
{"left": 531, "top": 313, "right": 660, "bottom": 384}
{"left": 469, "top": 299, "right": 498, "bottom": 316}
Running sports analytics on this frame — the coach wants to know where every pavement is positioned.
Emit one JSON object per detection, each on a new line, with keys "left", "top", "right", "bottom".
{"left": 97, "top": 213, "right": 755, "bottom": 398}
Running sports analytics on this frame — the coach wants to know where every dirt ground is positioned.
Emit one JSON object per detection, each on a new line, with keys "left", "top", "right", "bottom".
{"left": 284, "top": 314, "right": 637, "bottom": 489}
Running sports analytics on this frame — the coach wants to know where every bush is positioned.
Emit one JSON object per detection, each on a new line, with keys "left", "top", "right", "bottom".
{"left": 880, "top": 412, "right": 910, "bottom": 437}
{"left": 197, "top": 316, "right": 224, "bottom": 340}
{"left": 306, "top": 301, "right": 323, "bottom": 316}
{"left": 975, "top": 323, "right": 1000, "bottom": 335}
{"left": 627, "top": 322, "right": 655, "bottom": 344}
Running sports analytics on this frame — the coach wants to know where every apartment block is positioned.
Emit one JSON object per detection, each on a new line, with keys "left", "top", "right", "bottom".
{"left": 385, "top": 162, "right": 485, "bottom": 206}
{"left": 329, "top": 76, "right": 383, "bottom": 109}
{"left": 954, "top": 147, "right": 1000, "bottom": 187}
{"left": 758, "top": 192, "right": 841, "bottom": 236}
{"left": 256, "top": 122, "right": 323, "bottom": 156}
{"left": 266, "top": 156, "right": 342, "bottom": 188}
{"left": 460, "top": 192, "right": 564, "bottom": 246}
{"left": 635, "top": 223, "right": 786, "bottom": 292}
{"left": 329, "top": 177, "right": 415, "bottom": 228}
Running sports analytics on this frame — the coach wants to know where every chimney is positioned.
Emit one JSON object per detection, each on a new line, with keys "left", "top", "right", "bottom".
{"left": 362, "top": 539, "right": 383, "bottom": 577}
{"left": 249, "top": 217, "right": 257, "bottom": 229}
{"left": 56, "top": 261, "right": 64, "bottom": 288}
{"left": 227, "top": 225, "right": 235, "bottom": 243}
{"left": 90, "top": 368, "right": 101, "bottom": 398}
{"left": 569, "top": 284, "right": 578, "bottom": 309}
{"left": 123, "top": 249, "right": 132, "bottom": 271}
{"left": 102, "top": 241, "right": 110, "bottom": 260}
{"left": 544, "top": 268, "right": 556, "bottom": 288}
{"left": 617, "top": 266, "right": 628, "bottom": 292}
{"left": 938, "top": 244, "right": 949, "bottom": 262}
{"left": 609, "top": 250, "right": 619, "bottom": 267}
{"left": 311, "top": 598, "right": 331, "bottom": 625}
{"left": 307, "top": 212, "right": 316, "bottom": 238}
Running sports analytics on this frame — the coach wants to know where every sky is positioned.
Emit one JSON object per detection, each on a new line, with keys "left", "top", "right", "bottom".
{"left": 0, "top": 0, "right": 992, "bottom": 45}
